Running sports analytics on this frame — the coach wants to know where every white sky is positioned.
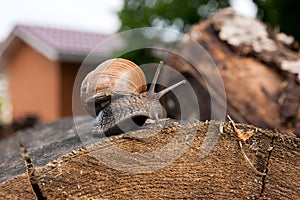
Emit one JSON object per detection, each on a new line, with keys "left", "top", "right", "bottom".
{"left": 230, "top": 0, "right": 257, "bottom": 18}
{"left": 0, "top": 0, "right": 123, "bottom": 41}
{"left": 0, "top": 0, "right": 257, "bottom": 42}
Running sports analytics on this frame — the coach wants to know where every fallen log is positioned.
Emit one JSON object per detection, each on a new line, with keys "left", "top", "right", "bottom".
{"left": 0, "top": 117, "right": 299, "bottom": 199}
{"left": 165, "top": 8, "right": 300, "bottom": 137}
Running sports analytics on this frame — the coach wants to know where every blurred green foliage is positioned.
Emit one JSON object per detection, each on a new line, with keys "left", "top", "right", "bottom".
{"left": 117, "top": 0, "right": 229, "bottom": 63}
{"left": 118, "top": 0, "right": 229, "bottom": 33}
{"left": 254, "top": 0, "right": 300, "bottom": 41}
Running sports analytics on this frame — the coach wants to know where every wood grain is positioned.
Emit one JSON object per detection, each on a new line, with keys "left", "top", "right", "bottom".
{"left": 0, "top": 117, "right": 299, "bottom": 199}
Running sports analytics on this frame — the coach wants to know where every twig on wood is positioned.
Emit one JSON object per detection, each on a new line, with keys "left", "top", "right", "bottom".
{"left": 227, "top": 115, "right": 266, "bottom": 176}
{"left": 54, "top": 159, "right": 62, "bottom": 178}
{"left": 239, "top": 141, "right": 266, "bottom": 176}
{"left": 219, "top": 123, "right": 224, "bottom": 134}
{"left": 227, "top": 115, "right": 238, "bottom": 133}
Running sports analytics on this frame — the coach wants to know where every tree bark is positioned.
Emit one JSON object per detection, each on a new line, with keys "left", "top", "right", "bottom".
{"left": 0, "top": 117, "right": 299, "bottom": 199}
{"left": 165, "top": 8, "right": 300, "bottom": 137}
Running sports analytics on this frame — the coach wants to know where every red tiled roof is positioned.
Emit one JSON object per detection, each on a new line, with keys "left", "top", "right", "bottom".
{"left": 3, "top": 25, "right": 121, "bottom": 62}
{"left": 16, "top": 25, "right": 109, "bottom": 56}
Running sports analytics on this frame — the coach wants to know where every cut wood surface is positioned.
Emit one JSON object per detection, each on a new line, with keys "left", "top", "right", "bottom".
{"left": 0, "top": 116, "right": 299, "bottom": 199}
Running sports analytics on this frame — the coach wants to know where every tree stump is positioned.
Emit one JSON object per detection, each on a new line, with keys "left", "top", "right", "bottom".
{"left": 166, "top": 8, "right": 300, "bottom": 137}
{"left": 0, "top": 117, "right": 299, "bottom": 199}
{"left": 1, "top": 8, "right": 300, "bottom": 199}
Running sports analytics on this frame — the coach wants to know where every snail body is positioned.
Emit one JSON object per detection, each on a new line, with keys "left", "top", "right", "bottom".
{"left": 81, "top": 58, "right": 185, "bottom": 135}
{"left": 94, "top": 93, "right": 164, "bottom": 134}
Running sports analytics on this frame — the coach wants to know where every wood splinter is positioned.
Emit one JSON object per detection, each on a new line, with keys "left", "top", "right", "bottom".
{"left": 227, "top": 115, "right": 266, "bottom": 176}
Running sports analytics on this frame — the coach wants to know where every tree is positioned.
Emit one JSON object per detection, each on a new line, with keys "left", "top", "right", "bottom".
{"left": 117, "top": 0, "right": 230, "bottom": 64}
{"left": 118, "top": 0, "right": 300, "bottom": 45}
{"left": 118, "top": 0, "right": 229, "bottom": 32}
{"left": 254, "top": 0, "right": 300, "bottom": 41}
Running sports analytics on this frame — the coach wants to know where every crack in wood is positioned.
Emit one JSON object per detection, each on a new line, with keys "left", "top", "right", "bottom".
{"left": 258, "top": 135, "right": 275, "bottom": 199}
{"left": 0, "top": 117, "right": 296, "bottom": 198}
{"left": 19, "top": 142, "right": 46, "bottom": 200}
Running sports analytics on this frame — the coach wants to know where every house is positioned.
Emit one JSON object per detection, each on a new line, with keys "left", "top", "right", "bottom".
{"left": 0, "top": 25, "right": 119, "bottom": 123}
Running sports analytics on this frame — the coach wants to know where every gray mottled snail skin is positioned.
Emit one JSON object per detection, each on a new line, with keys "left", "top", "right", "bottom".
{"left": 80, "top": 58, "right": 186, "bottom": 136}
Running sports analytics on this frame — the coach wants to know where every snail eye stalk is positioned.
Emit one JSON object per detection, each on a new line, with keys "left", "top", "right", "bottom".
{"left": 148, "top": 61, "right": 186, "bottom": 99}
{"left": 148, "top": 61, "right": 163, "bottom": 98}
{"left": 157, "top": 80, "right": 186, "bottom": 99}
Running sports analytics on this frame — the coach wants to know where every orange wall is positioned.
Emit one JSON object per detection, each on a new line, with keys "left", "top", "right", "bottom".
{"left": 8, "top": 43, "right": 60, "bottom": 122}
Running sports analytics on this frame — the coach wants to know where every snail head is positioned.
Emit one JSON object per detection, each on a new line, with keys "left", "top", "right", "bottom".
{"left": 147, "top": 61, "right": 186, "bottom": 125}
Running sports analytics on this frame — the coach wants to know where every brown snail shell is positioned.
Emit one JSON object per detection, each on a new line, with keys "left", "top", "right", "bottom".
{"left": 80, "top": 59, "right": 186, "bottom": 135}
{"left": 81, "top": 58, "right": 147, "bottom": 117}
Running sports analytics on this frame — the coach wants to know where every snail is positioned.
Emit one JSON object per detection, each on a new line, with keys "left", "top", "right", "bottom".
{"left": 80, "top": 58, "right": 186, "bottom": 135}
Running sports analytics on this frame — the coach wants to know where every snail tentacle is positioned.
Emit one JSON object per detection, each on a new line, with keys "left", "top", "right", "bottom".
{"left": 157, "top": 80, "right": 186, "bottom": 99}
{"left": 148, "top": 61, "right": 163, "bottom": 98}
